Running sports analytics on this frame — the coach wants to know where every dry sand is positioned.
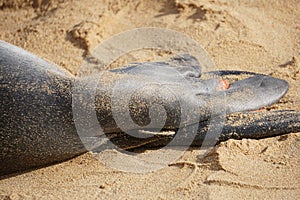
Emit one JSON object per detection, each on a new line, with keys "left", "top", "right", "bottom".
{"left": 0, "top": 0, "right": 299, "bottom": 199}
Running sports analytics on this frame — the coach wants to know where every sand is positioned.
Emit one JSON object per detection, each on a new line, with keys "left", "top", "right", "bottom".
{"left": 0, "top": 0, "right": 299, "bottom": 199}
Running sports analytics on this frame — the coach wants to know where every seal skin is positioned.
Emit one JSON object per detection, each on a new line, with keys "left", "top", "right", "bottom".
{"left": 0, "top": 40, "right": 299, "bottom": 176}
{"left": 0, "top": 41, "right": 86, "bottom": 176}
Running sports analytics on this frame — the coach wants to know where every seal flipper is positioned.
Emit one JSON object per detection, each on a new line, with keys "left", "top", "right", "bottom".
{"left": 109, "top": 54, "right": 201, "bottom": 79}
{"left": 219, "top": 110, "right": 300, "bottom": 140}
{"left": 105, "top": 110, "right": 300, "bottom": 150}
{"left": 219, "top": 74, "right": 288, "bottom": 113}
{"left": 192, "top": 110, "right": 300, "bottom": 145}
{"left": 167, "top": 54, "right": 201, "bottom": 78}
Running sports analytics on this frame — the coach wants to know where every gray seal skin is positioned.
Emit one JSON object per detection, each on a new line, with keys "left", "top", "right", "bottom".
{"left": 1, "top": 41, "right": 86, "bottom": 176}
{"left": 0, "top": 40, "right": 300, "bottom": 176}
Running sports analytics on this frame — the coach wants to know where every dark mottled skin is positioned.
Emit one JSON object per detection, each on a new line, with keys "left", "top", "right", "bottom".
{"left": 1, "top": 40, "right": 299, "bottom": 176}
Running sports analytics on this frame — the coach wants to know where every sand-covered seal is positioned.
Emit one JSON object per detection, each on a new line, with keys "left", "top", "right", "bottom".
{"left": 1, "top": 40, "right": 299, "bottom": 176}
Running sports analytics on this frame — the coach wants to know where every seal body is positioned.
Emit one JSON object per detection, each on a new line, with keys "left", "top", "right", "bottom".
{"left": 1, "top": 40, "right": 299, "bottom": 176}
{"left": 0, "top": 41, "right": 86, "bottom": 176}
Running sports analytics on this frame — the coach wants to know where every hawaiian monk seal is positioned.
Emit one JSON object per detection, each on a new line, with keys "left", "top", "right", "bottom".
{"left": 1, "top": 40, "right": 299, "bottom": 176}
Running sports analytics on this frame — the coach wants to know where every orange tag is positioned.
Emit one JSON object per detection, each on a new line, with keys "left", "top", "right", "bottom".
{"left": 218, "top": 79, "right": 230, "bottom": 90}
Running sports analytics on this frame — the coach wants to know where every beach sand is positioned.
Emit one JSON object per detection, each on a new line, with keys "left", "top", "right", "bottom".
{"left": 0, "top": 0, "right": 299, "bottom": 199}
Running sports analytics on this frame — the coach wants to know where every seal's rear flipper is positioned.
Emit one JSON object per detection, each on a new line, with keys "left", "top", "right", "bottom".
{"left": 193, "top": 110, "right": 300, "bottom": 145}
{"left": 213, "top": 71, "right": 289, "bottom": 113}
{"left": 220, "top": 110, "right": 300, "bottom": 140}
{"left": 167, "top": 54, "right": 201, "bottom": 78}
{"left": 110, "top": 54, "right": 202, "bottom": 79}
{"left": 104, "top": 110, "right": 300, "bottom": 150}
